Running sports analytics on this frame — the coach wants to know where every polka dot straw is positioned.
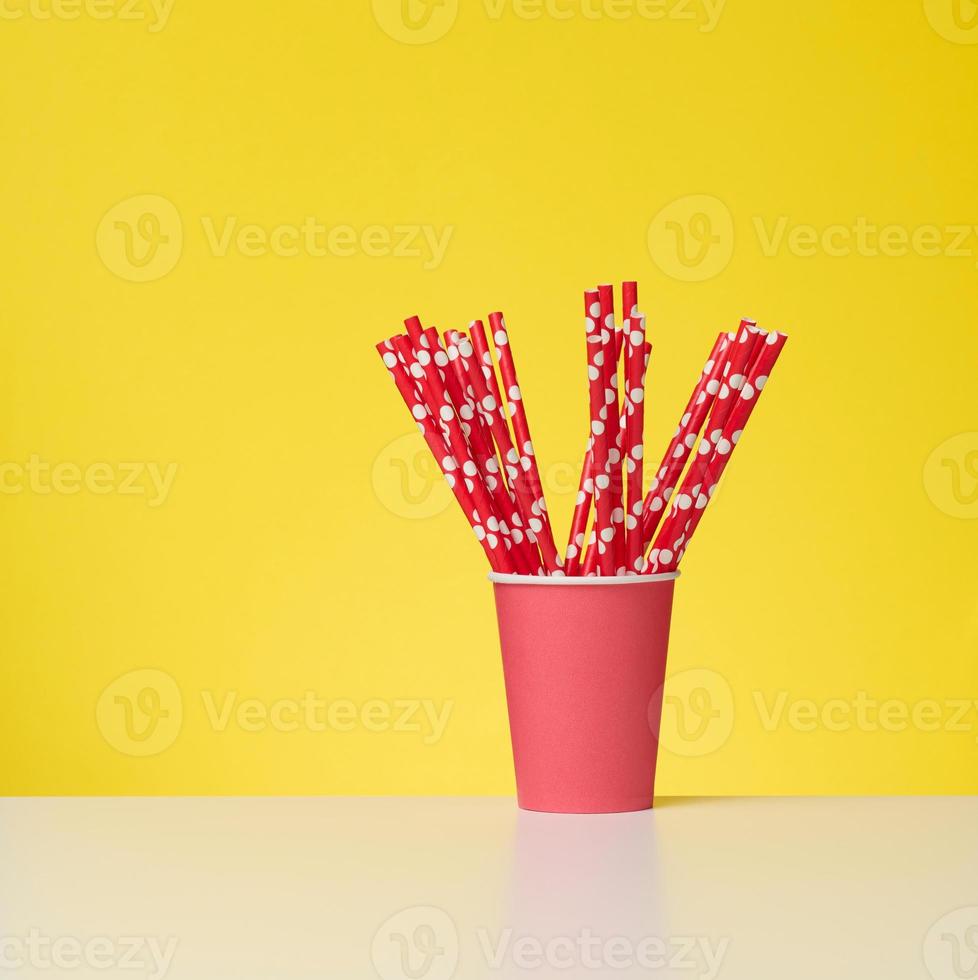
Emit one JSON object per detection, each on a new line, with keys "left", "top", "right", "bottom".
{"left": 597, "top": 285, "right": 626, "bottom": 573}
{"left": 580, "top": 290, "right": 616, "bottom": 576}
{"left": 562, "top": 430, "right": 593, "bottom": 575}
{"left": 443, "top": 329, "right": 537, "bottom": 575}
{"left": 564, "top": 282, "right": 637, "bottom": 574}
{"left": 641, "top": 320, "right": 762, "bottom": 556}
{"left": 646, "top": 329, "right": 788, "bottom": 573}
{"left": 376, "top": 287, "right": 786, "bottom": 578}
{"left": 623, "top": 316, "right": 649, "bottom": 574}
{"left": 377, "top": 339, "right": 514, "bottom": 573}
{"left": 452, "top": 326, "right": 546, "bottom": 574}
{"left": 474, "top": 316, "right": 562, "bottom": 574}
{"left": 638, "top": 331, "right": 731, "bottom": 554}
{"left": 390, "top": 332, "right": 516, "bottom": 574}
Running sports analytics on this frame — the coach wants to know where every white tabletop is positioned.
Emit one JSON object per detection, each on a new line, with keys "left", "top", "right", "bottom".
{"left": 0, "top": 797, "right": 973, "bottom": 979}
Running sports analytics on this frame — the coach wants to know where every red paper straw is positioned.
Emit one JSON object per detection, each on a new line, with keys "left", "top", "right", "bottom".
{"left": 379, "top": 289, "right": 785, "bottom": 579}
{"left": 474, "top": 315, "right": 563, "bottom": 574}
{"left": 622, "top": 281, "right": 638, "bottom": 324}
{"left": 580, "top": 291, "right": 616, "bottom": 576}
{"left": 391, "top": 334, "right": 517, "bottom": 573}
{"left": 597, "top": 286, "right": 625, "bottom": 573}
{"left": 703, "top": 321, "right": 763, "bottom": 448}
{"left": 377, "top": 340, "right": 512, "bottom": 572}
{"left": 638, "top": 331, "right": 731, "bottom": 553}
{"left": 443, "top": 329, "right": 536, "bottom": 575}
{"left": 456, "top": 325, "right": 546, "bottom": 574}
{"left": 562, "top": 431, "right": 593, "bottom": 575}
{"left": 641, "top": 320, "right": 759, "bottom": 555}
{"left": 648, "top": 322, "right": 764, "bottom": 545}
{"left": 622, "top": 315, "right": 649, "bottom": 573}
{"left": 566, "top": 282, "right": 639, "bottom": 575}
{"left": 647, "top": 330, "right": 788, "bottom": 572}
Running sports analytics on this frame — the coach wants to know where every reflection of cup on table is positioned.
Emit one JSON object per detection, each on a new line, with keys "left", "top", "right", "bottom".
{"left": 490, "top": 572, "right": 679, "bottom": 814}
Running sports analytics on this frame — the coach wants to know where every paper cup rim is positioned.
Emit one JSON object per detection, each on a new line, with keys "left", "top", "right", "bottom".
{"left": 488, "top": 571, "right": 680, "bottom": 586}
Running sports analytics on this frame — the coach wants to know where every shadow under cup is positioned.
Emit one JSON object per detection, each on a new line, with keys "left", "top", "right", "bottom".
{"left": 490, "top": 571, "right": 679, "bottom": 814}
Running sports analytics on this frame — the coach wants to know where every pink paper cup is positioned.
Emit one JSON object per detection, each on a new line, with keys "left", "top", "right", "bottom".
{"left": 489, "top": 571, "right": 679, "bottom": 814}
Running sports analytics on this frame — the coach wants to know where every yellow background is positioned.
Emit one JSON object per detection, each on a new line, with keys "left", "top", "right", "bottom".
{"left": 2, "top": 0, "right": 977, "bottom": 794}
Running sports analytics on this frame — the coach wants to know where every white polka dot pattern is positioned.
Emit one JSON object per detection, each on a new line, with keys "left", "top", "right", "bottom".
{"left": 466, "top": 320, "right": 553, "bottom": 574}
{"left": 477, "top": 313, "right": 562, "bottom": 573}
{"left": 577, "top": 289, "right": 616, "bottom": 576}
{"left": 645, "top": 328, "right": 787, "bottom": 573}
{"left": 622, "top": 307, "right": 649, "bottom": 575}
{"left": 377, "top": 336, "right": 511, "bottom": 572}
{"left": 449, "top": 325, "right": 544, "bottom": 574}
{"left": 394, "top": 324, "right": 516, "bottom": 573}
{"left": 443, "top": 327, "right": 537, "bottom": 574}
{"left": 377, "top": 291, "right": 786, "bottom": 578}
{"left": 636, "top": 330, "right": 733, "bottom": 555}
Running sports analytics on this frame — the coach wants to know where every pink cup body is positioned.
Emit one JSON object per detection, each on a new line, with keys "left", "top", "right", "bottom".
{"left": 491, "top": 574, "right": 678, "bottom": 814}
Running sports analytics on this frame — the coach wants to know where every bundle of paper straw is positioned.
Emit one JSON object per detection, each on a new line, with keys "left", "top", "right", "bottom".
{"left": 376, "top": 282, "right": 787, "bottom": 576}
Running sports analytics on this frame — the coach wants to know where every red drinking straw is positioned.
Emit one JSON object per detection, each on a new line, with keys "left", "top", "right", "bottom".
{"left": 457, "top": 325, "right": 546, "bottom": 574}
{"left": 638, "top": 331, "right": 730, "bottom": 553}
{"left": 622, "top": 315, "right": 649, "bottom": 573}
{"left": 474, "top": 316, "right": 563, "bottom": 574}
{"left": 391, "top": 333, "right": 517, "bottom": 573}
{"left": 597, "top": 285, "right": 625, "bottom": 572}
{"left": 647, "top": 330, "right": 788, "bottom": 572}
{"left": 442, "top": 329, "right": 536, "bottom": 574}
{"left": 579, "top": 291, "right": 616, "bottom": 576}
{"left": 377, "top": 286, "right": 786, "bottom": 578}
{"left": 377, "top": 340, "right": 513, "bottom": 572}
